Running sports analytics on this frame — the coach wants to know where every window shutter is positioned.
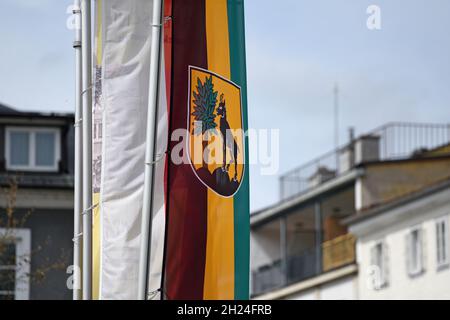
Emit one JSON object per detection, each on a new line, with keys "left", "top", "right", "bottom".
{"left": 420, "top": 228, "right": 426, "bottom": 273}
{"left": 369, "top": 245, "right": 377, "bottom": 289}
{"left": 444, "top": 219, "right": 449, "bottom": 264}
{"left": 370, "top": 245, "right": 376, "bottom": 267}
{"left": 436, "top": 222, "right": 442, "bottom": 265}
{"left": 382, "top": 242, "right": 389, "bottom": 286}
{"left": 405, "top": 232, "right": 411, "bottom": 276}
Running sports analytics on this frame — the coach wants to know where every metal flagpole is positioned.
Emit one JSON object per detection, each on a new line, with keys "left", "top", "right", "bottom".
{"left": 81, "top": 0, "right": 93, "bottom": 300}
{"left": 138, "top": 0, "right": 164, "bottom": 300}
{"left": 72, "top": 0, "right": 83, "bottom": 301}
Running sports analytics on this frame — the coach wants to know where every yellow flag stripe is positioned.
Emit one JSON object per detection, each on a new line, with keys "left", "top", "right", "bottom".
{"left": 203, "top": 0, "right": 235, "bottom": 300}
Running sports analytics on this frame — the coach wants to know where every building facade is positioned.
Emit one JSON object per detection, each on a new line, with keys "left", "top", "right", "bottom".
{"left": 0, "top": 103, "right": 74, "bottom": 300}
{"left": 251, "top": 122, "right": 450, "bottom": 300}
{"left": 347, "top": 179, "right": 450, "bottom": 300}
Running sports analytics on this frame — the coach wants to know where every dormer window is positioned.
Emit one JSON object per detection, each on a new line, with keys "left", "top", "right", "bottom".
{"left": 5, "top": 127, "right": 60, "bottom": 172}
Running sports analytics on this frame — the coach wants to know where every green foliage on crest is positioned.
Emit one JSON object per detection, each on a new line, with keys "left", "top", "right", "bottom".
{"left": 192, "top": 75, "right": 218, "bottom": 135}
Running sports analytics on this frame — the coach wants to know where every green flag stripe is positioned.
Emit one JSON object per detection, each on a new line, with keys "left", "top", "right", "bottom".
{"left": 227, "top": 0, "right": 250, "bottom": 300}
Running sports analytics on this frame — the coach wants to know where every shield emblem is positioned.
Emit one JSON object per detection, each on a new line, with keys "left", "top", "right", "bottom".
{"left": 187, "top": 66, "right": 245, "bottom": 197}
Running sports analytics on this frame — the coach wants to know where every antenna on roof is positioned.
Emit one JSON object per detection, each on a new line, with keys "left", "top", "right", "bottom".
{"left": 334, "top": 83, "right": 340, "bottom": 172}
{"left": 334, "top": 83, "right": 339, "bottom": 150}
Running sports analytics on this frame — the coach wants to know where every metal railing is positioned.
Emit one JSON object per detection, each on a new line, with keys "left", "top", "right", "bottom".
{"left": 280, "top": 122, "right": 450, "bottom": 200}
{"left": 371, "top": 122, "right": 450, "bottom": 159}
{"left": 280, "top": 149, "right": 339, "bottom": 201}
{"left": 252, "top": 260, "right": 284, "bottom": 296}
{"left": 252, "top": 248, "right": 319, "bottom": 296}
{"left": 252, "top": 236, "right": 358, "bottom": 296}
{"left": 286, "top": 248, "right": 318, "bottom": 284}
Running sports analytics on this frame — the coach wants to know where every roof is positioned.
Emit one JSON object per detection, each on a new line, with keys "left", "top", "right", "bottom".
{"left": 0, "top": 102, "right": 73, "bottom": 119}
{"left": 0, "top": 174, "right": 74, "bottom": 189}
{"left": 0, "top": 103, "right": 22, "bottom": 115}
{"left": 354, "top": 153, "right": 450, "bottom": 167}
{"left": 0, "top": 103, "right": 75, "bottom": 187}
{"left": 343, "top": 177, "right": 450, "bottom": 226}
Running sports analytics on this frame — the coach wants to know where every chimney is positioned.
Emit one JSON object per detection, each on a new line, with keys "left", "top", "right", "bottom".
{"left": 348, "top": 127, "right": 355, "bottom": 142}
{"left": 354, "top": 134, "right": 380, "bottom": 165}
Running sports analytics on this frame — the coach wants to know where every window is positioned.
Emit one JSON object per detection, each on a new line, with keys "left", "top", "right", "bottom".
{"left": 98, "top": 123, "right": 102, "bottom": 139}
{"left": 0, "top": 242, "right": 16, "bottom": 300}
{"left": 436, "top": 216, "right": 449, "bottom": 269}
{"left": 406, "top": 227, "right": 425, "bottom": 277}
{"left": 0, "top": 229, "right": 30, "bottom": 300}
{"left": 93, "top": 123, "right": 97, "bottom": 140}
{"left": 5, "top": 127, "right": 60, "bottom": 172}
{"left": 370, "top": 241, "right": 389, "bottom": 289}
{"left": 93, "top": 123, "right": 103, "bottom": 142}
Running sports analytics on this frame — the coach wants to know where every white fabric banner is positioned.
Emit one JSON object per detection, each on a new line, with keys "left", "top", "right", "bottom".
{"left": 99, "top": 0, "right": 167, "bottom": 300}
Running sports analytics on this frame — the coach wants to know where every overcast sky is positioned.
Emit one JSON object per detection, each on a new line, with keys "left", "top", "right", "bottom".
{"left": 0, "top": 0, "right": 449, "bottom": 211}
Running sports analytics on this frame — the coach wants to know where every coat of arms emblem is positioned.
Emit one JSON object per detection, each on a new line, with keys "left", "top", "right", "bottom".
{"left": 187, "top": 66, "right": 245, "bottom": 197}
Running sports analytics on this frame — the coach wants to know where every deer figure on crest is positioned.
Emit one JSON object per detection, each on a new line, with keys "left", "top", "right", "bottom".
{"left": 217, "top": 94, "right": 239, "bottom": 181}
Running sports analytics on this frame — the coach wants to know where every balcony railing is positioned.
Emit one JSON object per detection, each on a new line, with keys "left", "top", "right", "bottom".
{"left": 322, "top": 234, "right": 356, "bottom": 272}
{"left": 280, "top": 122, "right": 450, "bottom": 200}
{"left": 252, "top": 248, "right": 319, "bottom": 297}
{"left": 252, "top": 235, "right": 357, "bottom": 297}
{"left": 286, "top": 248, "right": 318, "bottom": 284}
{"left": 252, "top": 260, "right": 284, "bottom": 297}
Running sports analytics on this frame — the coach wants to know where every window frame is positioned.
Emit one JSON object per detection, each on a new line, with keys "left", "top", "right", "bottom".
{"left": 0, "top": 228, "right": 31, "bottom": 300}
{"left": 5, "top": 126, "right": 61, "bottom": 172}
{"left": 407, "top": 226, "right": 424, "bottom": 277}
{"left": 371, "top": 240, "right": 389, "bottom": 289}
{"left": 435, "top": 216, "right": 449, "bottom": 270}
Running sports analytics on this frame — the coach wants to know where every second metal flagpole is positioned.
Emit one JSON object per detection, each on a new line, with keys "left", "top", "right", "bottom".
{"left": 138, "top": 0, "right": 164, "bottom": 300}
{"left": 73, "top": 0, "right": 83, "bottom": 301}
{"left": 81, "top": 0, "right": 93, "bottom": 300}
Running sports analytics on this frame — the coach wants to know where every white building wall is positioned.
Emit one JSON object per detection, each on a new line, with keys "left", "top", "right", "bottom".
{"left": 353, "top": 189, "right": 450, "bottom": 300}
{"left": 284, "top": 275, "right": 357, "bottom": 300}
{"left": 320, "top": 277, "right": 357, "bottom": 300}
{"left": 286, "top": 289, "right": 317, "bottom": 300}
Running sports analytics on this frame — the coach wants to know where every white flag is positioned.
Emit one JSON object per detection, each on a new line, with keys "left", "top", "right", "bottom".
{"left": 97, "top": 0, "right": 167, "bottom": 300}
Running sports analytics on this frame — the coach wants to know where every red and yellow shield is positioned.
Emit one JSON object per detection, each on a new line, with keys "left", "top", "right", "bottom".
{"left": 188, "top": 66, "right": 244, "bottom": 197}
